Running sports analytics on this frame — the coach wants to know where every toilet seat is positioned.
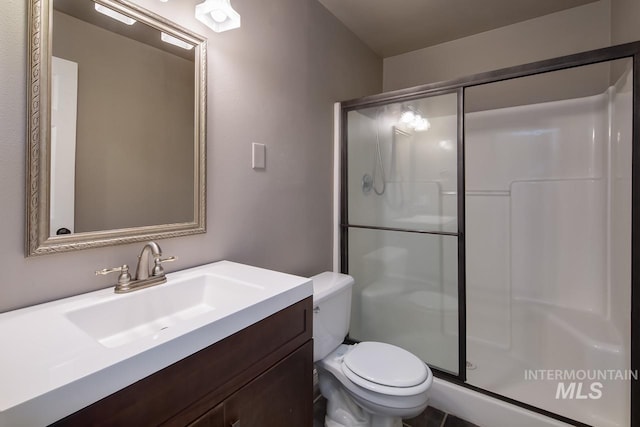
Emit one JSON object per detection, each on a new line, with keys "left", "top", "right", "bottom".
{"left": 340, "top": 342, "right": 431, "bottom": 396}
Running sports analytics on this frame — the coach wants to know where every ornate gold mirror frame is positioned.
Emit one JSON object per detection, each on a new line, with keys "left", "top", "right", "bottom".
{"left": 26, "top": 0, "right": 207, "bottom": 256}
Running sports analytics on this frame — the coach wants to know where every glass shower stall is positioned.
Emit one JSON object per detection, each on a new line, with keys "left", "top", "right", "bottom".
{"left": 339, "top": 44, "right": 638, "bottom": 427}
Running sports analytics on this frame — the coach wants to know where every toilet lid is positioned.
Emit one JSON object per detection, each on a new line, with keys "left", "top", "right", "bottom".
{"left": 342, "top": 342, "right": 428, "bottom": 388}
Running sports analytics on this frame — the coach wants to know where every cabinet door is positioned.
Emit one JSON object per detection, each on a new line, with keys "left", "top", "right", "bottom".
{"left": 188, "top": 403, "right": 224, "bottom": 427}
{"left": 224, "top": 341, "right": 313, "bottom": 427}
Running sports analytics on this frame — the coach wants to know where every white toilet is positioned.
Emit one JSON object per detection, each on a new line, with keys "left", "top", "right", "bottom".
{"left": 312, "top": 272, "right": 433, "bottom": 427}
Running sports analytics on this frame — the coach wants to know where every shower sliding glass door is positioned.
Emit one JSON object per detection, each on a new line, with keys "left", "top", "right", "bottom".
{"left": 341, "top": 42, "right": 639, "bottom": 427}
{"left": 342, "top": 92, "right": 462, "bottom": 375}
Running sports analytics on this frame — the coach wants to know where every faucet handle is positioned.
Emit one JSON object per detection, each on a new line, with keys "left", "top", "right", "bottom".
{"left": 152, "top": 256, "right": 177, "bottom": 276}
{"left": 95, "top": 264, "right": 132, "bottom": 285}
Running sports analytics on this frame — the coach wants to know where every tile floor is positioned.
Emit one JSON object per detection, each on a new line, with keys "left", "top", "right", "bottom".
{"left": 313, "top": 396, "right": 480, "bottom": 427}
{"left": 403, "top": 405, "right": 480, "bottom": 427}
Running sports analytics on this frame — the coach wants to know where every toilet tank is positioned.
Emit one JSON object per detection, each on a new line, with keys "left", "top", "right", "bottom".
{"left": 311, "top": 272, "right": 354, "bottom": 362}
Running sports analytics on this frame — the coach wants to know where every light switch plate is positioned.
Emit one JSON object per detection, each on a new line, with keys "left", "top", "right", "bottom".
{"left": 252, "top": 142, "right": 266, "bottom": 169}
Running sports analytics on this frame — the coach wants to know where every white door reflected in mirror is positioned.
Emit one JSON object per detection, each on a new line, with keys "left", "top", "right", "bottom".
{"left": 50, "top": 56, "right": 78, "bottom": 236}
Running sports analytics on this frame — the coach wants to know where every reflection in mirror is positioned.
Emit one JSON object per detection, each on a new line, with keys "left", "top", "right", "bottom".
{"left": 26, "top": 0, "right": 207, "bottom": 255}
{"left": 51, "top": 0, "right": 195, "bottom": 234}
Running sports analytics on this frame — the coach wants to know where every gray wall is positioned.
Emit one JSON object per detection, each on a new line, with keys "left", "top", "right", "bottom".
{"left": 383, "top": 0, "right": 612, "bottom": 91}
{"left": 0, "top": 0, "right": 381, "bottom": 312}
{"left": 380, "top": 0, "right": 640, "bottom": 113}
{"left": 611, "top": 0, "right": 640, "bottom": 44}
{"left": 379, "top": 0, "right": 640, "bottom": 92}
{"left": 53, "top": 10, "right": 195, "bottom": 232}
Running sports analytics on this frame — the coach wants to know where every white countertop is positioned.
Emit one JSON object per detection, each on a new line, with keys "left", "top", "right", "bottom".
{"left": 0, "top": 261, "right": 312, "bottom": 426}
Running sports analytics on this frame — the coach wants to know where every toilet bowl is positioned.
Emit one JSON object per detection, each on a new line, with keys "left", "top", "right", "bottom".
{"left": 312, "top": 272, "right": 432, "bottom": 427}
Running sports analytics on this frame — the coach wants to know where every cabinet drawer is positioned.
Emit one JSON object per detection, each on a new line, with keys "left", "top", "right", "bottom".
{"left": 188, "top": 403, "right": 224, "bottom": 427}
{"left": 189, "top": 341, "right": 313, "bottom": 427}
{"left": 224, "top": 341, "right": 313, "bottom": 427}
{"left": 52, "top": 297, "right": 312, "bottom": 426}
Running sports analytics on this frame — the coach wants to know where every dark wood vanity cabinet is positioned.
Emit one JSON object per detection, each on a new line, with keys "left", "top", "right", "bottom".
{"left": 52, "top": 297, "right": 313, "bottom": 427}
{"left": 189, "top": 342, "right": 312, "bottom": 427}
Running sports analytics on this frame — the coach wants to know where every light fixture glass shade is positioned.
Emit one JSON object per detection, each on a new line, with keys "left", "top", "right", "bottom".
{"left": 161, "top": 32, "right": 194, "bottom": 50}
{"left": 94, "top": 3, "right": 136, "bottom": 25}
{"left": 195, "top": 0, "right": 241, "bottom": 33}
{"left": 400, "top": 111, "right": 415, "bottom": 123}
{"left": 399, "top": 106, "right": 431, "bottom": 132}
{"left": 413, "top": 117, "right": 431, "bottom": 131}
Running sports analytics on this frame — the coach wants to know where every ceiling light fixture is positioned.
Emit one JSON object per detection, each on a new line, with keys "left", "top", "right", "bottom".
{"left": 161, "top": 32, "right": 194, "bottom": 50}
{"left": 195, "top": 0, "right": 241, "bottom": 33}
{"left": 94, "top": 3, "right": 136, "bottom": 25}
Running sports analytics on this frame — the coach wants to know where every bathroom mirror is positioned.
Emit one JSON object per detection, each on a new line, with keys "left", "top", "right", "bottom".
{"left": 26, "top": 0, "right": 207, "bottom": 256}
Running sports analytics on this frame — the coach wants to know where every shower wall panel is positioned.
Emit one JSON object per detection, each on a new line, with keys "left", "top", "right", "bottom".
{"left": 510, "top": 179, "right": 606, "bottom": 313}
{"left": 464, "top": 59, "right": 632, "bottom": 427}
{"left": 465, "top": 195, "right": 511, "bottom": 348}
{"left": 465, "top": 96, "right": 607, "bottom": 192}
{"left": 610, "top": 66, "right": 632, "bottom": 347}
{"left": 465, "top": 93, "right": 608, "bottom": 347}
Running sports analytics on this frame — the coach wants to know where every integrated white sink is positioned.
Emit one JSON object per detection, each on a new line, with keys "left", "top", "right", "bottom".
{"left": 66, "top": 274, "right": 263, "bottom": 348}
{"left": 0, "top": 261, "right": 312, "bottom": 426}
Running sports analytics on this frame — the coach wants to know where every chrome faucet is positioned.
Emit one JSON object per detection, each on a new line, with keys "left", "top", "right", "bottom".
{"left": 95, "top": 241, "right": 176, "bottom": 293}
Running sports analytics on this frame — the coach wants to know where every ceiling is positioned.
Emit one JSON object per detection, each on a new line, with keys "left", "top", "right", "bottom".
{"left": 317, "top": 0, "right": 599, "bottom": 57}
